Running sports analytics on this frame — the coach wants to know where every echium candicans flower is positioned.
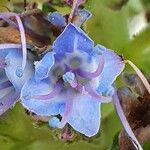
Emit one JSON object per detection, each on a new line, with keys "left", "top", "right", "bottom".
{"left": 0, "top": 12, "right": 34, "bottom": 115}
{"left": 20, "top": 23, "right": 125, "bottom": 137}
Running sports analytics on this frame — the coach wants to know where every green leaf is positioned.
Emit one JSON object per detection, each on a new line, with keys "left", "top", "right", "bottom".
{"left": 110, "top": 131, "right": 120, "bottom": 150}
{"left": 42, "top": 2, "right": 57, "bottom": 13}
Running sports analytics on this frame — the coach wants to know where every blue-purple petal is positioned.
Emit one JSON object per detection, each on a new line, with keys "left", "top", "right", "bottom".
{"left": 74, "top": 9, "right": 92, "bottom": 26}
{"left": 53, "top": 23, "right": 94, "bottom": 60}
{"left": 95, "top": 45, "right": 125, "bottom": 94}
{"left": 34, "top": 52, "right": 55, "bottom": 82}
{"left": 20, "top": 77, "right": 65, "bottom": 116}
{"left": 5, "top": 49, "right": 34, "bottom": 92}
{"left": 60, "top": 95, "right": 101, "bottom": 137}
{"left": 47, "top": 12, "right": 66, "bottom": 28}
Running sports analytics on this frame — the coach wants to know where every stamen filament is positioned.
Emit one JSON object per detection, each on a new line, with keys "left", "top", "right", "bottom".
{"left": 77, "top": 56, "right": 104, "bottom": 78}
{"left": 85, "top": 85, "right": 112, "bottom": 103}
{"left": 125, "top": 60, "right": 150, "bottom": 94}
{"left": 68, "top": 0, "right": 81, "bottom": 22}
{"left": 0, "top": 43, "right": 22, "bottom": 49}
{"left": 0, "top": 15, "right": 17, "bottom": 27}
{"left": 112, "top": 92, "right": 143, "bottom": 150}
{"left": 33, "top": 82, "right": 63, "bottom": 100}
{"left": 58, "top": 90, "right": 73, "bottom": 128}
{"left": 0, "top": 12, "right": 27, "bottom": 77}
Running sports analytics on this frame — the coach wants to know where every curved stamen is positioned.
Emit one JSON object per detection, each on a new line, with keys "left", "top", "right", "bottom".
{"left": 0, "top": 43, "right": 22, "bottom": 49}
{"left": 0, "top": 81, "right": 12, "bottom": 90}
{"left": 125, "top": 60, "right": 150, "bottom": 95}
{"left": 0, "top": 13, "right": 27, "bottom": 77}
{"left": 77, "top": 55, "right": 104, "bottom": 78}
{"left": 68, "top": 0, "right": 83, "bottom": 22}
{"left": 85, "top": 85, "right": 112, "bottom": 103}
{"left": 0, "top": 90, "right": 19, "bottom": 116}
{"left": 33, "top": 82, "right": 63, "bottom": 100}
{"left": 112, "top": 92, "right": 143, "bottom": 150}
{"left": 0, "top": 15, "right": 17, "bottom": 27}
{"left": 0, "top": 43, "right": 32, "bottom": 50}
{"left": 58, "top": 90, "right": 74, "bottom": 128}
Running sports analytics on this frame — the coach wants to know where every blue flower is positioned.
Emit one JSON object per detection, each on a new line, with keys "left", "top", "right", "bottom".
{"left": 0, "top": 44, "right": 34, "bottom": 115}
{"left": 20, "top": 23, "right": 125, "bottom": 137}
{"left": 0, "top": 12, "right": 35, "bottom": 115}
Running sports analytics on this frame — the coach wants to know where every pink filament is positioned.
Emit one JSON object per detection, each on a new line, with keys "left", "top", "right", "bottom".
{"left": 0, "top": 12, "right": 27, "bottom": 76}
{"left": 58, "top": 90, "right": 74, "bottom": 128}
{"left": 0, "top": 43, "right": 22, "bottom": 49}
{"left": 113, "top": 92, "right": 143, "bottom": 150}
{"left": 77, "top": 55, "right": 104, "bottom": 78}
{"left": 85, "top": 85, "right": 112, "bottom": 103}
{"left": 68, "top": 0, "right": 82, "bottom": 22}
{"left": 33, "top": 82, "right": 63, "bottom": 100}
{"left": 125, "top": 60, "right": 150, "bottom": 95}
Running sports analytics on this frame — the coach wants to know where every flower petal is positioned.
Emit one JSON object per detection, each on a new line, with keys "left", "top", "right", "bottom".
{"left": 53, "top": 23, "right": 94, "bottom": 60}
{"left": 5, "top": 49, "right": 34, "bottom": 92}
{"left": 95, "top": 45, "right": 125, "bottom": 94}
{"left": 73, "top": 9, "right": 92, "bottom": 26}
{"left": 60, "top": 94, "right": 101, "bottom": 137}
{"left": 20, "top": 77, "right": 65, "bottom": 116}
{"left": 0, "top": 90, "right": 19, "bottom": 115}
{"left": 0, "top": 70, "right": 13, "bottom": 98}
{"left": 34, "top": 52, "right": 55, "bottom": 82}
{"left": 47, "top": 12, "right": 66, "bottom": 28}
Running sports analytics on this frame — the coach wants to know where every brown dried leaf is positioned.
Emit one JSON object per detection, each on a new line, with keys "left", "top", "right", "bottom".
{"left": 118, "top": 74, "right": 150, "bottom": 150}
{"left": 0, "top": 26, "right": 49, "bottom": 48}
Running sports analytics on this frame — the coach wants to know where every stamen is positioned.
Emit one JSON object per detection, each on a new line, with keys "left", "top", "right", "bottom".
{"left": 33, "top": 82, "right": 63, "bottom": 100}
{"left": 68, "top": 0, "right": 82, "bottom": 22}
{"left": 85, "top": 85, "right": 112, "bottom": 103}
{"left": 0, "top": 81, "right": 12, "bottom": 90}
{"left": 0, "top": 90, "right": 19, "bottom": 116}
{"left": 0, "top": 14, "right": 17, "bottom": 27}
{"left": 125, "top": 60, "right": 150, "bottom": 94}
{"left": 58, "top": 90, "right": 74, "bottom": 128}
{"left": 112, "top": 92, "right": 143, "bottom": 150}
{"left": 63, "top": 72, "right": 77, "bottom": 88}
{"left": 0, "top": 13, "right": 27, "bottom": 77}
{"left": 0, "top": 43, "right": 22, "bottom": 49}
{"left": 77, "top": 55, "right": 104, "bottom": 78}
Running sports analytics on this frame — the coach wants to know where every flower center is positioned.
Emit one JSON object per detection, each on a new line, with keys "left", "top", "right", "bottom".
{"left": 33, "top": 55, "right": 105, "bottom": 100}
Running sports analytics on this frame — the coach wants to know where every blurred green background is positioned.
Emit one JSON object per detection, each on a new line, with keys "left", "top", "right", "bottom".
{"left": 0, "top": 0, "right": 150, "bottom": 149}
